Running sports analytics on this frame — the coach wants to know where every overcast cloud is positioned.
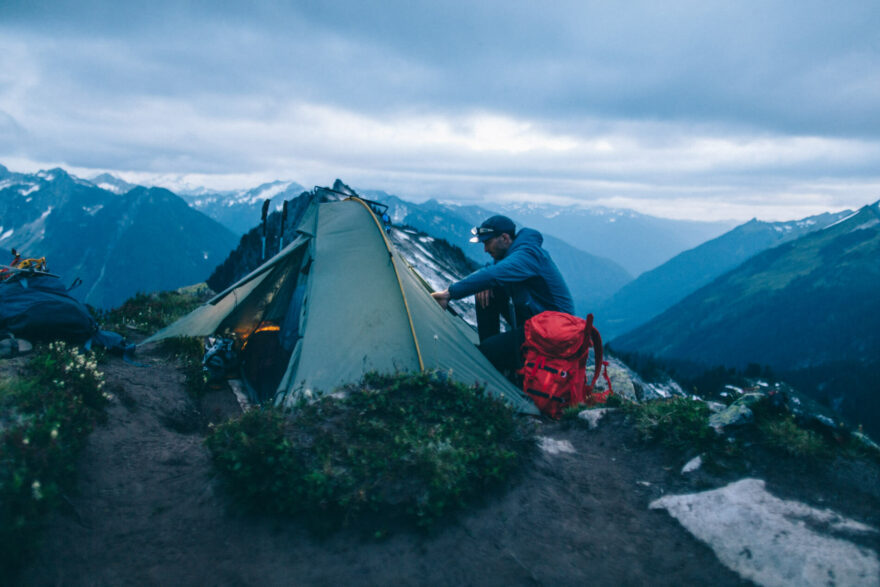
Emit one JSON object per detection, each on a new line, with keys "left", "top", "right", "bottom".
{"left": 1, "top": 0, "right": 878, "bottom": 220}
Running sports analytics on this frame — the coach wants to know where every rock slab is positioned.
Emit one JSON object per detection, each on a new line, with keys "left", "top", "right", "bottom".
{"left": 650, "top": 478, "right": 879, "bottom": 587}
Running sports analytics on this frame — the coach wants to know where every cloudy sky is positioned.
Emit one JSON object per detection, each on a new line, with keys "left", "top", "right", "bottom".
{"left": 1, "top": 1, "right": 878, "bottom": 221}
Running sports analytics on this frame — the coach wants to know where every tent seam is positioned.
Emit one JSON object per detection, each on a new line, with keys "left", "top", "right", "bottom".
{"left": 347, "top": 197, "right": 425, "bottom": 372}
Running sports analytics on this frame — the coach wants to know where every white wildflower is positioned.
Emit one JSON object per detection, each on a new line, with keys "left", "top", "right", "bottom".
{"left": 31, "top": 480, "right": 43, "bottom": 500}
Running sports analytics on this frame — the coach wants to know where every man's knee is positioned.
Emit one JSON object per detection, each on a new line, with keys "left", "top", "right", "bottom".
{"left": 476, "top": 287, "right": 510, "bottom": 342}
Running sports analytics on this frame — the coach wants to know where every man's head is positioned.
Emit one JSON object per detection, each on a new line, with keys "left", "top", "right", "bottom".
{"left": 470, "top": 215, "right": 515, "bottom": 261}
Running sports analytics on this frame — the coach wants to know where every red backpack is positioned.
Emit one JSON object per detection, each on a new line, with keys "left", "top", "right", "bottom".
{"left": 519, "top": 312, "right": 612, "bottom": 418}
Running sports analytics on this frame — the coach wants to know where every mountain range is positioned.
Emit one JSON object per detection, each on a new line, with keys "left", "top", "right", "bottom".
{"left": 0, "top": 164, "right": 238, "bottom": 308}
{"left": 611, "top": 202, "right": 880, "bottom": 436}
{"left": 490, "top": 202, "right": 734, "bottom": 276}
{"left": 598, "top": 210, "right": 853, "bottom": 339}
{"left": 176, "top": 181, "right": 307, "bottom": 235}
{"left": 87, "top": 172, "right": 307, "bottom": 237}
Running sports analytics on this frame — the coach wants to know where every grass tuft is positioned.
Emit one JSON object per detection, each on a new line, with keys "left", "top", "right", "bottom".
{"left": 625, "top": 397, "right": 715, "bottom": 451}
{"left": 758, "top": 416, "right": 828, "bottom": 458}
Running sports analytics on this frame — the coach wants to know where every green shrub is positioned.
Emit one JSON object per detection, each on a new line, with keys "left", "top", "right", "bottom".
{"left": 0, "top": 342, "right": 109, "bottom": 573}
{"left": 98, "top": 285, "right": 211, "bottom": 334}
{"left": 746, "top": 396, "right": 830, "bottom": 459}
{"left": 206, "top": 371, "right": 535, "bottom": 530}
{"left": 626, "top": 397, "right": 715, "bottom": 450}
{"left": 757, "top": 414, "right": 829, "bottom": 459}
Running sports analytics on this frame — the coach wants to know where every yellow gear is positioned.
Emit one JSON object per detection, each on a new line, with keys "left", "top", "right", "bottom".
{"left": 16, "top": 257, "right": 47, "bottom": 271}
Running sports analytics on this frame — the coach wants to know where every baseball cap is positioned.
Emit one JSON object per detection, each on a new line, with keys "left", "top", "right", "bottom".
{"left": 469, "top": 215, "right": 516, "bottom": 243}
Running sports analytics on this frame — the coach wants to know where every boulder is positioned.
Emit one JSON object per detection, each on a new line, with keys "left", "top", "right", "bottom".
{"left": 708, "top": 393, "right": 765, "bottom": 432}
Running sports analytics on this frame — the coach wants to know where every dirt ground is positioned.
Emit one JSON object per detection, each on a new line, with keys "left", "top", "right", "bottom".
{"left": 13, "top": 347, "right": 880, "bottom": 586}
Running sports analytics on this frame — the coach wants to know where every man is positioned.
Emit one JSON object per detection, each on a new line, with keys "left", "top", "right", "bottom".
{"left": 431, "top": 215, "right": 574, "bottom": 375}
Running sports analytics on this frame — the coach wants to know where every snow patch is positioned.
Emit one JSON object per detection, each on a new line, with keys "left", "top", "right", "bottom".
{"left": 83, "top": 205, "right": 104, "bottom": 216}
{"left": 18, "top": 184, "right": 39, "bottom": 196}
{"left": 825, "top": 210, "right": 861, "bottom": 230}
{"left": 97, "top": 182, "right": 123, "bottom": 194}
{"left": 651, "top": 478, "right": 879, "bottom": 587}
{"left": 852, "top": 218, "right": 880, "bottom": 231}
{"left": 0, "top": 228, "right": 12, "bottom": 241}
{"left": 243, "top": 181, "right": 294, "bottom": 205}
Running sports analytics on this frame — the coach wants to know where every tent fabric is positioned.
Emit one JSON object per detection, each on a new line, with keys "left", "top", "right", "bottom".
{"left": 143, "top": 195, "right": 538, "bottom": 414}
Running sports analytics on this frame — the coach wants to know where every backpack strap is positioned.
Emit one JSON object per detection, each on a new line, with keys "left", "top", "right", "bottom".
{"left": 583, "top": 314, "right": 604, "bottom": 394}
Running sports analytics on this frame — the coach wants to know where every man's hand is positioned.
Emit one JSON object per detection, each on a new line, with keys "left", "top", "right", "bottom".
{"left": 431, "top": 289, "right": 451, "bottom": 310}
{"left": 475, "top": 289, "right": 493, "bottom": 309}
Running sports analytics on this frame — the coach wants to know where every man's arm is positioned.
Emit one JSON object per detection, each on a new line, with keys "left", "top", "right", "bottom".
{"left": 448, "top": 247, "right": 539, "bottom": 300}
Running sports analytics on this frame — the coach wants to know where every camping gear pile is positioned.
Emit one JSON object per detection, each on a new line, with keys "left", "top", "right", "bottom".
{"left": 0, "top": 249, "right": 135, "bottom": 358}
{"left": 0, "top": 250, "right": 96, "bottom": 344}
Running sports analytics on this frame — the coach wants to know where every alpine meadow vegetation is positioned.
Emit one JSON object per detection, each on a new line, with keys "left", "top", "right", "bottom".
{"left": 206, "top": 371, "right": 535, "bottom": 532}
{"left": 0, "top": 342, "right": 110, "bottom": 573}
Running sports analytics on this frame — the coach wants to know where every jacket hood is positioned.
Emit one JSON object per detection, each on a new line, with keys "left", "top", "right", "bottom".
{"left": 505, "top": 228, "right": 543, "bottom": 256}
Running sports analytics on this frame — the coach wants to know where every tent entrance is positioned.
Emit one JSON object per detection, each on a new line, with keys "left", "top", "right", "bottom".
{"left": 240, "top": 321, "right": 287, "bottom": 403}
{"left": 215, "top": 245, "right": 311, "bottom": 403}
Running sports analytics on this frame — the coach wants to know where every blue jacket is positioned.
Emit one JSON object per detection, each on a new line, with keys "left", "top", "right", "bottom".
{"left": 448, "top": 228, "right": 574, "bottom": 317}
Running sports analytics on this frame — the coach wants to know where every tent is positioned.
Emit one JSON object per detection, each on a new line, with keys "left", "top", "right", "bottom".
{"left": 144, "top": 194, "right": 538, "bottom": 414}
